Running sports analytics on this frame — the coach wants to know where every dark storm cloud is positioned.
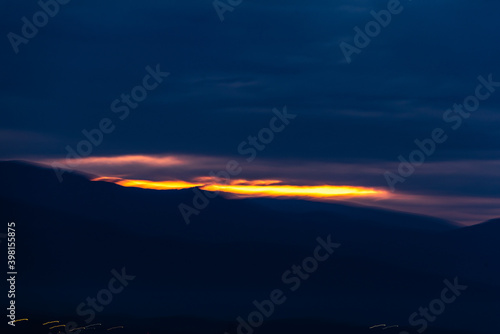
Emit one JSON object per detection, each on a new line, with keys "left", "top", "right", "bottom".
{"left": 1, "top": 0, "right": 500, "bottom": 219}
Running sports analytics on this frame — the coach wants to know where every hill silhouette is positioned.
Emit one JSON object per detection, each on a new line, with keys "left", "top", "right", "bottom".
{"left": 0, "top": 161, "right": 498, "bottom": 334}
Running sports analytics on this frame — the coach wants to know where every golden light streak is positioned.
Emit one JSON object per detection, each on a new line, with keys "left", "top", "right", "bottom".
{"left": 202, "top": 183, "right": 385, "bottom": 198}
{"left": 43, "top": 320, "right": 60, "bottom": 326}
{"left": 49, "top": 324, "right": 66, "bottom": 330}
{"left": 93, "top": 177, "right": 202, "bottom": 190}
{"left": 13, "top": 318, "right": 28, "bottom": 323}
{"left": 92, "top": 177, "right": 388, "bottom": 199}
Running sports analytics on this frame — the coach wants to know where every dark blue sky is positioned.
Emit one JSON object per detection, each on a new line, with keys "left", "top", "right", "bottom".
{"left": 2, "top": 0, "right": 500, "bottom": 224}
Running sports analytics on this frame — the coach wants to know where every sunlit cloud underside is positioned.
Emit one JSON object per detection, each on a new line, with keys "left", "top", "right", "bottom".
{"left": 92, "top": 177, "right": 389, "bottom": 199}
{"left": 43, "top": 155, "right": 500, "bottom": 224}
{"left": 93, "top": 177, "right": 204, "bottom": 190}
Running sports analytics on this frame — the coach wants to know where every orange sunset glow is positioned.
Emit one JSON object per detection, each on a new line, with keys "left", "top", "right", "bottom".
{"left": 92, "top": 177, "right": 389, "bottom": 200}
{"left": 92, "top": 177, "right": 204, "bottom": 190}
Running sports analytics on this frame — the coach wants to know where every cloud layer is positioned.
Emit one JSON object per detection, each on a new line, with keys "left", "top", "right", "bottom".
{"left": 2, "top": 0, "right": 500, "bottom": 224}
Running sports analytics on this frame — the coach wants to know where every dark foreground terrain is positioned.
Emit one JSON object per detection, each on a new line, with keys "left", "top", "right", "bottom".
{"left": 1, "top": 161, "right": 498, "bottom": 334}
